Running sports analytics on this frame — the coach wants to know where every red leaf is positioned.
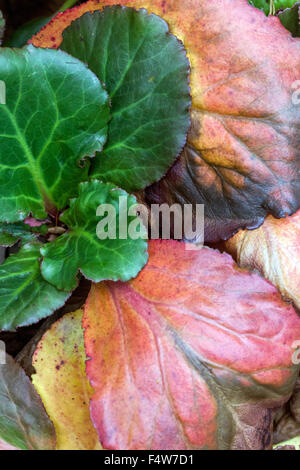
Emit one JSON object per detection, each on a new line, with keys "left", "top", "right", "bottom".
{"left": 83, "top": 240, "right": 300, "bottom": 450}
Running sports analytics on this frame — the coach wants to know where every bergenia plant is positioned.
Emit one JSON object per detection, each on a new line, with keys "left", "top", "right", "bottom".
{"left": 0, "top": 6, "right": 190, "bottom": 330}
{"left": 0, "top": 0, "right": 299, "bottom": 452}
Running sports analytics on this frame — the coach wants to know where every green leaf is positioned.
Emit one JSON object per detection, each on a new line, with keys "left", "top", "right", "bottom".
{"left": 0, "top": 222, "right": 37, "bottom": 247}
{"left": 0, "top": 243, "right": 70, "bottom": 331}
{"left": 41, "top": 180, "right": 148, "bottom": 291}
{"left": 0, "top": 232, "right": 18, "bottom": 247}
{"left": 60, "top": 6, "right": 191, "bottom": 192}
{"left": 248, "top": 0, "right": 298, "bottom": 15}
{"left": 5, "top": 16, "right": 52, "bottom": 48}
{"left": 0, "top": 354, "right": 56, "bottom": 450}
{"left": 278, "top": 2, "right": 300, "bottom": 36}
{"left": 0, "top": 45, "right": 109, "bottom": 223}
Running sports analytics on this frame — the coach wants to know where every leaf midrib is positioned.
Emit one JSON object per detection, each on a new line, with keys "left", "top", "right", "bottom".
{"left": 2, "top": 105, "right": 55, "bottom": 213}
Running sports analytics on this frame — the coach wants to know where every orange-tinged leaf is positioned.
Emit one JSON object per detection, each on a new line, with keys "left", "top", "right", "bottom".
{"left": 32, "top": 310, "right": 101, "bottom": 450}
{"left": 83, "top": 240, "right": 300, "bottom": 450}
{"left": 225, "top": 209, "right": 300, "bottom": 310}
{"left": 32, "top": 0, "right": 300, "bottom": 242}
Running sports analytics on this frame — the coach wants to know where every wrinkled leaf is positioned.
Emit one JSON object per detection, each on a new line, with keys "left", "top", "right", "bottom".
{"left": 0, "top": 354, "right": 55, "bottom": 450}
{"left": 83, "top": 240, "right": 300, "bottom": 450}
{"left": 32, "top": 310, "right": 101, "bottom": 450}
{"left": 225, "top": 209, "right": 300, "bottom": 310}
{"left": 0, "top": 45, "right": 109, "bottom": 223}
{"left": 57, "top": 6, "right": 191, "bottom": 192}
{"left": 278, "top": 2, "right": 300, "bottom": 36}
{"left": 0, "top": 243, "right": 70, "bottom": 331}
{"left": 41, "top": 181, "right": 148, "bottom": 291}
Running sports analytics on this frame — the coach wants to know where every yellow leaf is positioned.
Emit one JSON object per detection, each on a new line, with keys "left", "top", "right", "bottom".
{"left": 32, "top": 309, "right": 101, "bottom": 450}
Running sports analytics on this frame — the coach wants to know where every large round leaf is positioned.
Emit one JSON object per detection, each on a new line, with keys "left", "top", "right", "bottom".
{"left": 59, "top": 6, "right": 191, "bottom": 192}
{"left": 0, "top": 45, "right": 109, "bottom": 222}
{"left": 83, "top": 240, "right": 300, "bottom": 450}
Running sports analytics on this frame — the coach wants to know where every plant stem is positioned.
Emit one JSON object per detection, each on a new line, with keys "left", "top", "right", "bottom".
{"left": 59, "top": 0, "right": 79, "bottom": 12}
{"left": 269, "top": 0, "right": 276, "bottom": 15}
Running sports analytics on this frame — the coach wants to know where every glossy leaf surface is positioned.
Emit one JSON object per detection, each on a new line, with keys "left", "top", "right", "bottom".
{"left": 59, "top": 6, "right": 191, "bottom": 192}
{"left": 0, "top": 45, "right": 109, "bottom": 222}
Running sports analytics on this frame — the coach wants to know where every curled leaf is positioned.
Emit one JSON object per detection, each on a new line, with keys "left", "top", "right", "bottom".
{"left": 225, "top": 209, "right": 300, "bottom": 310}
{"left": 32, "top": 310, "right": 101, "bottom": 450}
{"left": 83, "top": 240, "right": 300, "bottom": 450}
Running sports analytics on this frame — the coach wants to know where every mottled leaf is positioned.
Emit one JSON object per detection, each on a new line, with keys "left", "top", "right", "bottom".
{"left": 32, "top": 310, "right": 101, "bottom": 450}
{"left": 41, "top": 181, "right": 148, "bottom": 291}
{"left": 0, "top": 45, "right": 109, "bottom": 223}
{"left": 57, "top": 6, "right": 191, "bottom": 192}
{"left": 0, "top": 354, "right": 55, "bottom": 450}
{"left": 83, "top": 240, "right": 300, "bottom": 450}
{"left": 225, "top": 209, "right": 300, "bottom": 310}
{"left": 278, "top": 2, "right": 300, "bottom": 36}
{"left": 0, "top": 243, "right": 70, "bottom": 331}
